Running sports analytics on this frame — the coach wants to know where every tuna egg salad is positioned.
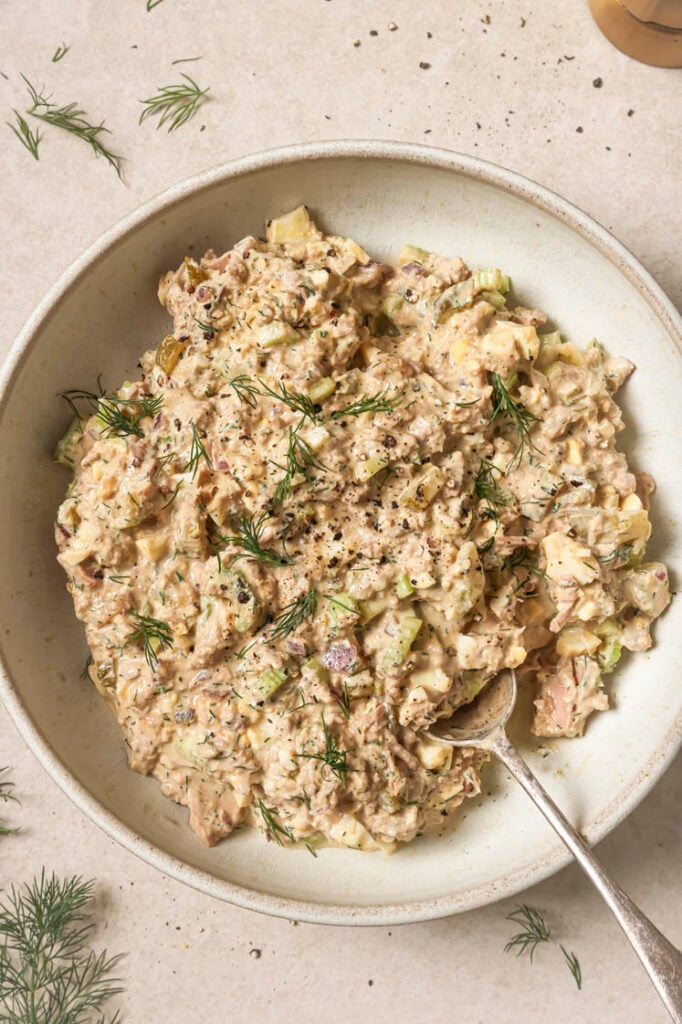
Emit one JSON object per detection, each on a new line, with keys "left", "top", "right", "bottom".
{"left": 54, "top": 206, "right": 670, "bottom": 853}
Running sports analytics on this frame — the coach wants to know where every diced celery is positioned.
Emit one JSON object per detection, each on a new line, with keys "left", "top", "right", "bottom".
{"left": 395, "top": 573, "right": 415, "bottom": 599}
{"left": 308, "top": 377, "right": 336, "bottom": 403}
{"left": 474, "top": 268, "right": 502, "bottom": 291}
{"left": 480, "top": 289, "right": 507, "bottom": 310}
{"left": 326, "top": 592, "right": 360, "bottom": 629}
{"left": 359, "top": 597, "right": 386, "bottom": 624}
{"left": 460, "top": 670, "right": 492, "bottom": 703}
{"left": 303, "top": 657, "right": 330, "bottom": 684}
{"left": 595, "top": 619, "right": 622, "bottom": 674}
{"left": 382, "top": 614, "right": 423, "bottom": 669}
{"left": 257, "top": 322, "right": 300, "bottom": 348}
{"left": 355, "top": 454, "right": 390, "bottom": 482}
{"left": 53, "top": 417, "right": 83, "bottom": 469}
{"left": 258, "top": 666, "right": 288, "bottom": 698}
{"left": 399, "top": 244, "right": 430, "bottom": 265}
{"left": 344, "top": 669, "right": 374, "bottom": 695}
{"left": 175, "top": 733, "right": 208, "bottom": 768}
{"left": 540, "top": 330, "right": 562, "bottom": 347}
{"left": 381, "top": 293, "right": 404, "bottom": 317}
{"left": 498, "top": 274, "right": 511, "bottom": 294}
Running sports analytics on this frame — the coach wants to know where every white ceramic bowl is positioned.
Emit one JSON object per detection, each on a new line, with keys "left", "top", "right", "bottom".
{"left": 1, "top": 142, "right": 680, "bottom": 925}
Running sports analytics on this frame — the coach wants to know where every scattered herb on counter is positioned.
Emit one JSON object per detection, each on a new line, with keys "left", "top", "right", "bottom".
{"left": 299, "top": 714, "right": 352, "bottom": 786}
{"left": 504, "top": 904, "right": 552, "bottom": 961}
{"left": 185, "top": 422, "right": 212, "bottom": 477}
{"left": 561, "top": 946, "right": 583, "bottom": 990}
{"left": 20, "top": 75, "right": 124, "bottom": 179}
{"left": 6, "top": 110, "right": 41, "bottom": 160}
{"left": 171, "top": 56, "right": 202, "bottom": 65}
{"left": 146, "top": 0, "right": 165, "bottom": 9}
{"left": 224, "top": 511, "right": 293, "bottom": 567}
{"left": 0, "top": 871, "right": 124, "bottom": 1020}
{"left": 126, "top": 612, "right": 173, "bottom": 669}
{"left": 0, "top": 767, "right": 19, "bottom": 837}
{"left": 257, "top": 800, "right": 294, "bottom": 845}
{"left": 52, "top": 42, "right": 70, "bottom": 63}
{"left": 139, "top": 72, "right": 210, "bottom": 132}
{"left": 268, "top": 590, "right": 318, "bottom": 643}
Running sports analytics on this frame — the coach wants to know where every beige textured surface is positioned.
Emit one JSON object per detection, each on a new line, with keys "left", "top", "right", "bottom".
{"left": 1, "top": 2, "right": 680, "bottom": 1022}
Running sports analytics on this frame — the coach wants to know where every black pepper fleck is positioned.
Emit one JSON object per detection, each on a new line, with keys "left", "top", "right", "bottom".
{"left": 593, "top": 77, "right": 603, "bottom": 88}
{"left": 419, "top": 61, "right": 431, "bottom": 69}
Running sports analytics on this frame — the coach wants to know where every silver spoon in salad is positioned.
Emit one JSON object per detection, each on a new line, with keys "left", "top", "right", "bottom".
{"left": 426, "top": 669, "right": 682, "bottom": 1022}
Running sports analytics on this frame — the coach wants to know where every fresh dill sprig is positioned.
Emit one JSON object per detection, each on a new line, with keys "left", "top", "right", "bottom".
{"left": 474, "top": 459, "right": 511, "bottom": 509}
{"left": 139, "top": 73, "right": 210, "bottom": 132}
{"left": 96, "top": 394, "right": 163, "bottom": 438}
{"left": 193, "top": 316, "right": 215, "bottom": 335}
{"left": 0, "top": 871, "right": 124, "bottom": 1020}
{"left": 561, "top": 946, "right": 583, "bottom": 990}
{"left": 268, "top": 590, "right": 317, "bottom": 644}
{"left": 7, "top": 110, "right": 41, "bottom": 160}
{"left": 489, "top": 372, "right": 539, "bottom": 469}
{"left": 502, "top": 547, "right": 547, "bottom": 579}
{"left": 185, "top": 422, "right": 212, "bottom": 477}
{"left": 52, "top": 42, "right": 70, "bottom": 62}
{"left": 22, "top": 75, "right": 123, "bottom": 179}
{"left": 228, "top": 374, "right": 260, "bottom": 408}
{"left": 126, "top": 612, "right": 173, "bottom": 669}
{"left": 299, "top": 714, "right": 352, "bottom": 786}
{"left": 336, "top": 681, "right": 351, "bottom": 720}
{"left": 171, "top": 56, "right": 202, "bottom": 65}
{"left": 329, "top": 388, "right": 404, "bottom": 420}
{"left": 257, "top": 799, "right": 294, "bottom": 845}
{"left": 504, "top": 904, "right": 552, "bottom": 962}
{"left": 257, "top": 380, "right": 319, "bottom": 423}
{"left": 224, "top": 511, "right": 292, "bottom": 566}
{"left": 273, "top": 423, "right": 327, "bottom": 508}
{"left": 146, "top": 0, "right": 165, "bottom": 9}
{"left": 0, "top": 767, "right": 19, "bottom": 837}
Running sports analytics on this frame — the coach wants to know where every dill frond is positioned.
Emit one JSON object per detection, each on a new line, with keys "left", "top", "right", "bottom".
{"left": 7, "top": 110, "right": 41, "bottom": 160}
{"left": 139, "top": 73, "right": 210, "bottom": 132}
{"left": 126, "top": 612, "right": 173, "bottom": 669}
{"left": 329, "top": 388, "right": 403, "bottom": 420}
{"left": 504, "top": 904, "right": 552, "bottom": 961}
{"left": 267, "top": 590, "right": 317, "bottom": 643}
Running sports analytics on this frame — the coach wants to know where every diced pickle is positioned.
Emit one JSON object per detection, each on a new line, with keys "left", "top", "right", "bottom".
{"left": 400, "top": 465, "right": 445, "bottom": 510}
{"left": 53, "top": 417, "right": 84, "bottom": 469}
{"left": 395, "top": 573, "right": 415, "bottom": 599}
{"left": 156, "top": 335, "right": 184, "bottom": 375}
{"left": 258, "top": 322, "right": 300, "bottom": 348}
{"left": 308, "top": 377, "right": 336, "bottom": 403}
{"left": 371, "top": 311, "right": 400, "bottom": 338}
{"left": 354, "top": 454, "right": 390, "bottom": 482}
{"left": 184, "top": 257, "right": 208, "bottom": 289}
{"left": 434, "top": 279, "right": 476, "bottom": 323}
{"left": 224, "top": 570, "right": 258, "bottom": 632}
{"left": 595, "top": 619, "right": 623, "bottom": 674}
{"left": 399, "top": 244, "right": 431, "bottom": 265}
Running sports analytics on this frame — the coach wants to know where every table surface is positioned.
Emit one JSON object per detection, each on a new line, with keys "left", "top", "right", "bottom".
{"left": 1, "top": 3, "right": 680, "bottom": 1022}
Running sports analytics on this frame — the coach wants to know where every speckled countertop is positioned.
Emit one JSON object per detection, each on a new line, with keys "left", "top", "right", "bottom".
{"left": 1, "top": 3, "right": 680, "bottom": 1022}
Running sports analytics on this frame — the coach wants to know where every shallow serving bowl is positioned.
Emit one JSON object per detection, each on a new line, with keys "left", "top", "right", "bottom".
{"left": 1, "top": 142, "right": 680, "bottom": 925}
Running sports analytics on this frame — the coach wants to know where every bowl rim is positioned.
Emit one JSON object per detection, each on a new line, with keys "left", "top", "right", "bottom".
{"left": 1, "top": 139, "right": 680, "bottom": 926}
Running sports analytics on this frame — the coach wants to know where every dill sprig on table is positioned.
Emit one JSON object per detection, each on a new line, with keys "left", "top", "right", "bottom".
{"left": 52, "top": 42, "right": 70, "bottom": 62}
{"left": 299, "top": 714, "right": 352, "bottom": 787}
{"left": 21, "top": 76, "right": 123, "bottom": 178}
{"left": 489, "top": 372, "right": 540, "bottom": 469}
{"left": 139, "top": 73, "right": 210, "bottom": 132}
{"left": 6, "top": 110, "right": 41, "bottom": 160}
{"left": 224, "top": 511, "right": 293, "bottom": 567}
{"left": 126, "top": 612, "right": 173, "bottom": 669}
{"left": 146, "top": 0, "right": 165, "bottom": 9}
{"left": 0, "top": 871, "right": 124, "bottom": 1021}
{"left": 504, "top": 904, "right": 552, "bottom": 961}
{"left": 185, "top": 422, "right": 212, "bottom": 477}
{"left": 268, "top": 590, "right": 317, "bottom": 644}
{"left": 0, "top": 767, "right": 19, "bottom": 837}
{"left": 561, "top": 946, "right": 583, "bottom": 990}
{"left": 257, "top": 800, "right": 294, "bottom": 846}
{"left": 329, "top": 388, "right": 404, "bottom": 420}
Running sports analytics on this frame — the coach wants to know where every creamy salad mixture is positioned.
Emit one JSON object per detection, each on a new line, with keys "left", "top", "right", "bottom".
{"left": 54, "top": 206, "right": 670, "bottom": 853}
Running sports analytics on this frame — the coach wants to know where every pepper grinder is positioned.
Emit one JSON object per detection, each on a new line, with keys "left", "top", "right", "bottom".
{"left": 588, "top": 0, "right": 682, "bottom": 65}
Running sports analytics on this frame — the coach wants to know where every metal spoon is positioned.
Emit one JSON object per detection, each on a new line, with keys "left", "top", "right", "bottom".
{"left": 427, "top": 668, "right": 682, "bottom": 1021}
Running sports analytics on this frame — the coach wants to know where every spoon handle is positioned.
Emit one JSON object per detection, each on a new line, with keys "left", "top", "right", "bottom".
{"left": 492, "top": 731, "right": 682, "bottom": 1021}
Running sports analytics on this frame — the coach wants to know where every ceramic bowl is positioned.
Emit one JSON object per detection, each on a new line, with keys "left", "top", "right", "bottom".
{"left": 1, "top": 142, "right": 680, "bottom": 925}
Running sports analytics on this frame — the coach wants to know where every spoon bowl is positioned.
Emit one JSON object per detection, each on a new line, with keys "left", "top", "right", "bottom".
{"left": 429, "top": 669, "right": 517, "bottom": 748}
